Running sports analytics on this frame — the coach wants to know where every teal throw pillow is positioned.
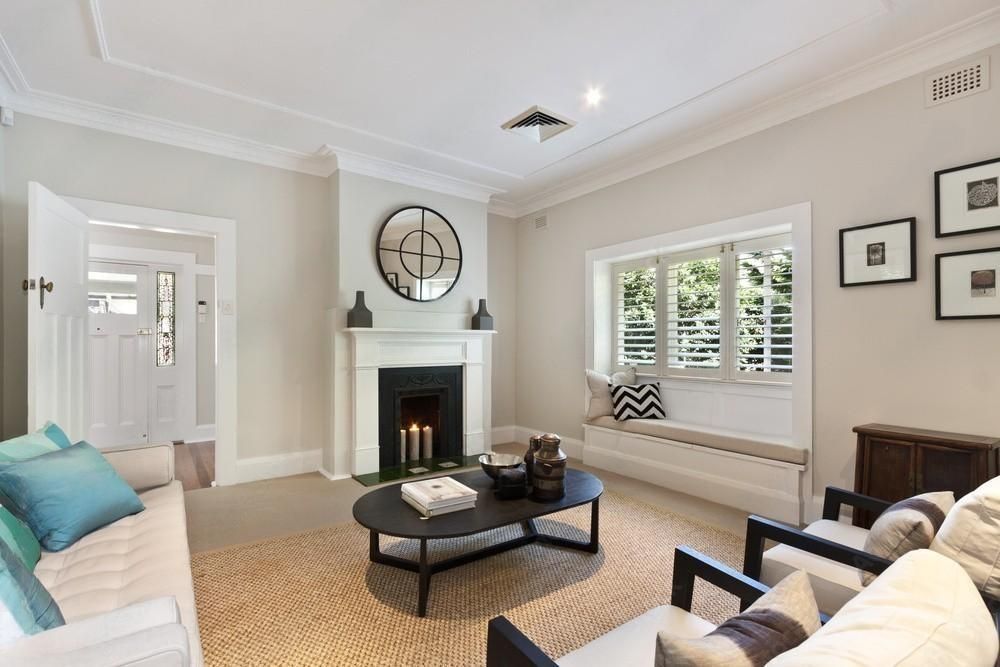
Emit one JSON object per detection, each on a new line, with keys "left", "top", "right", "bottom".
{"left": 0, "top": 442, "right": 145, "bottom": 552}
{"left": 0, "top": 507, "right": 40, "bottom": 571}
{"left": 0, "top": 422, "right": 73, "bottom": 463}
{"left": 0, "top": 539, "right": 63, "bottom": 642}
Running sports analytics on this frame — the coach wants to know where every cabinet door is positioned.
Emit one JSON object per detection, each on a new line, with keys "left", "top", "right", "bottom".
{"left": 856, "top": 437, "right": 915, "bottom": 527}
{"left": 916, "top": 443, "right": 976, "bottom": 498}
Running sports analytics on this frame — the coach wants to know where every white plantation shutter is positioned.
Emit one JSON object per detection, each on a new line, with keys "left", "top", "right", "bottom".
{"left": 613, "top": 261, "right": 657, "bottom": 369}
{"left": 734, "top": 236, "right": 793, "bottom": 378}
{"left": 665, "top": 250, "right": 722, "bottom": 378}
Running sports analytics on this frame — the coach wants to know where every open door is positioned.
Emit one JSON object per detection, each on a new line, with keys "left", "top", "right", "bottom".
{"left": 27, "top": 182, "right": 90, "bottom": 441}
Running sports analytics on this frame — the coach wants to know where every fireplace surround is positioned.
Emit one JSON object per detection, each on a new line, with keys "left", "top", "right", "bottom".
{"left": 346, "top": 328, "right": 495, "bottom": 476}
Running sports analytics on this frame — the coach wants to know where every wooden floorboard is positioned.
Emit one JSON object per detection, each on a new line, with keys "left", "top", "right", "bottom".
{"left": 175, "top": 441, "right": 215, "bottom": 491}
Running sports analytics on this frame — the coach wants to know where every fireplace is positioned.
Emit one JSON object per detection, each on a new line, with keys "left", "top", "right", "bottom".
{"left": 378, "top": 366, "right": 463, "bottom": 469}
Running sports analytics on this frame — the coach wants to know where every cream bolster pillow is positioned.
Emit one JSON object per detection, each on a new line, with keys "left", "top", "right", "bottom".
{"left": 767, "top": 549, "right": 998, "bottom": 667}
{"left": 656, "top": 570, "right": 820, "bottom": 667}
{"left": 585, "top": 367, "right": 636, "bottom": 419}
{"left": 860, "top": 490, "right": 954, "bottom": 585}
{"left": 931, "top": 475, "right": 1000, "bottom": 598}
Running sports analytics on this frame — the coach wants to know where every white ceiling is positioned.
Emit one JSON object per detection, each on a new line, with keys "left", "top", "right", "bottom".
{"left": 1, "top": 0, "right": 999, "bottom": 215}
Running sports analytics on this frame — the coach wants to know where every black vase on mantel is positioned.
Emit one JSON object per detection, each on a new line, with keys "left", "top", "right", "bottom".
{"left": 347, "top": 290, "right": 373, "bottom": 328}
{"left": 471, "top": 298, "right": 494, "bottom": 330}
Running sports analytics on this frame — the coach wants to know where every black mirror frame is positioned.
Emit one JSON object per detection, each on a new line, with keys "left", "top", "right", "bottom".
{"left": 375, "top": 205, "right": 463, "bottom": 303}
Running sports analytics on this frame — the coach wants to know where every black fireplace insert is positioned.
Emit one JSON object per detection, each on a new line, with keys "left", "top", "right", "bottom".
{"left": 378, "top": 365, "right": 463, "bottom": 469}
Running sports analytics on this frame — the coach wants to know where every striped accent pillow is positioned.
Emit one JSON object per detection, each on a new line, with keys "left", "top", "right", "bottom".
{"left": 861, "top": 491, "right": 954, "bottom": 585}
{"left": 656, "top": 570, "right": 820, "bottom": 667}
{"left": 609, "top": 383, "right": 665, "bottom": 421}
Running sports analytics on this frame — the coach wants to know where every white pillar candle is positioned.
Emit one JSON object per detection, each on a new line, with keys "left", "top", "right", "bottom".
{"left": 399, "top": 428, "right": 407, "bottom": 464}
{"left": 407, "top": 425, "right": 420, "bottom": 461}
{"left": 421, "top": 426, "right": 433, "bottom": 460}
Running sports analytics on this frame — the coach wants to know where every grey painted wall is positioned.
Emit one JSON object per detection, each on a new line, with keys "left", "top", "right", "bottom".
{"left": 514, "top": 44, "right": 1000, "bottom": 496}
{"left": 488, "top": 213, "right": 517, "bottom": 428}
{"left": 1, "top": 115, "right": 330, "bottom": 463}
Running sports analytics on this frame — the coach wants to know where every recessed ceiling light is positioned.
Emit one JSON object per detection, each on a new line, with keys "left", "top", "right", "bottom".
{"left": 585, "top": 87, "right": 603, "bottom": 107}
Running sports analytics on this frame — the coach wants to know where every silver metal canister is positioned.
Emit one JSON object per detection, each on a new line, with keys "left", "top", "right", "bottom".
{"left": 532, "top": 433, "right": 567, "bottom": 500}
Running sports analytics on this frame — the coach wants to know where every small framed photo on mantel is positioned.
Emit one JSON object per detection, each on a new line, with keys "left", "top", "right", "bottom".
{"left": 935, "top": 156, "right": 1000, "bottom": 237}
{"left": 936, "top": 247, "right": 1000, "bottom": 320}
{"left": 839, "top": 217, "right": 916, "bottom": 287}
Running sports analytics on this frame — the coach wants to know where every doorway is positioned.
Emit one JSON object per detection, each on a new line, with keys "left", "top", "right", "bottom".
{"left": 87, "top": 227, "right": 217, "bottom": 490}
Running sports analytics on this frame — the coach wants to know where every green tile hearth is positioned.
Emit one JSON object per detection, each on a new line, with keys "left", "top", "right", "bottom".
{"left": 353, "top": 455, "right": 482, "bottom": 486}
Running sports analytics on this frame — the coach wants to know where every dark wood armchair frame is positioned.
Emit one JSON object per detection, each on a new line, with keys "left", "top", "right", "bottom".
{"left": 743, "top": 486, "right": 894, "bottom": 599}
{"left": 485, "top": 545, "right": 771, "bottom": 667}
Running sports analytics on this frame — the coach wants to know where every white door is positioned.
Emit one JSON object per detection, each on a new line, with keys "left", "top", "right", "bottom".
{"left": 26, "top": 183, "right": 90, "bottom": 441}
{"left": 87, "top": 262, "right": 151, "bottom": 446}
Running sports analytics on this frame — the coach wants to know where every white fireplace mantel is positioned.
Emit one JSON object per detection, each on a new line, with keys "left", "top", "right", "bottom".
{"left": 346, "top": 328, "right": 496, "bottom": 475}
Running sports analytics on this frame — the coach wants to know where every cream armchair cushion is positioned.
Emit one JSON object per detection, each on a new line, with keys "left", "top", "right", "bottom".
{"left": 768, "top": 549, "right": 998, "bottom": 666}
{"left": 931, "top": 476, "right": 1000, "bottom": 597}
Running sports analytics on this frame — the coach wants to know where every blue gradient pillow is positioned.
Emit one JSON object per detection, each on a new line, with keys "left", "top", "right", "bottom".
{"left": 0, "top": 508, "right": 39, "bottom": 571}
{"left": 0, "top": 422, "right": 73, "bottom": 463}
{"left": 0, "top": 539, "right": 63, "bottom": 641}
{"left": 0, "top": 442, "right": 144, "bottom": 552}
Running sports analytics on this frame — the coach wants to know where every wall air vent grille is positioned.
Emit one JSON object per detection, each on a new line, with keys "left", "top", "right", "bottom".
{"left": 925, "top": 57, "right": 990, "bottom": 107}
{"left": 502, "top": 106, "right": 575, "bottom": 143}
{"left": 534, "top": 215, "right": 548, "bottom": 230}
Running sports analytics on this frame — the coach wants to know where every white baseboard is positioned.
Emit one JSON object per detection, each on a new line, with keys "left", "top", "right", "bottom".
{"left": 319, "top": 467, "right": 351, "bottom": 482}
{"left": 235, "top": 448, "right": 323, "bottom": 484}
{"left": 491, "top": 425, "right": 516, "bottom": 444}
{"left": 186, "top": 423, "right": 216, "bottom": 444}
{"left": 511, "top": 426, "right": 584, "bottom": 460}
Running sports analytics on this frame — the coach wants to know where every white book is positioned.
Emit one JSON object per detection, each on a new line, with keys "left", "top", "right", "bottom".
{"left": 402, "top": 487, "right": 478, "bottom": 510}
{"left": 402, "top": 493, "right": 475, "bottom": 518}
{"left": 400, "top": 476, "right": 477, "bottom": 509}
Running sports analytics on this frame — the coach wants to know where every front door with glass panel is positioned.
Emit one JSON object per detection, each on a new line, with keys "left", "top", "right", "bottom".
{"left": 87, "top": 262, "right": 151, "bottom": 446}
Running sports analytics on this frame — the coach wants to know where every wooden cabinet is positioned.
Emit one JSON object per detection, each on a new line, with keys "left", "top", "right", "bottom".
{"left": 853, "top": 424, "right": 1000, "bottom": 527}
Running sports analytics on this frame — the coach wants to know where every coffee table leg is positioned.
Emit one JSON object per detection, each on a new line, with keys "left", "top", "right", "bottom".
{"left": 417, "top": 538, "right": 430, "bottom": 617}
{"left": 588, "top": 497, "right": 600, "bottom": 553}
{"left": 369, "top": 530, "right": 379, "bottom": 561}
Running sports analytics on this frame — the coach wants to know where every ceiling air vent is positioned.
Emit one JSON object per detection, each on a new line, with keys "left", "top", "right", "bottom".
{"left": 925, "top": 57, "right": 990, "bottom": 107}
{"left": 502, "top": 106, "right": 575, "bottom": 143}
{"left": 533, "top": 214, "right": 548, "bottom": 230}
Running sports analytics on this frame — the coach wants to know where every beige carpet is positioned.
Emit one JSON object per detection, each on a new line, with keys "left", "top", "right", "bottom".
{"left": 192, "top": 491, "right": 743, "bottom": 666}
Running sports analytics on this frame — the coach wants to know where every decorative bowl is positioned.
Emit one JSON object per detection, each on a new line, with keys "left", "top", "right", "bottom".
{"left": 479, "top": 452, "right": 523, "bottom": 483}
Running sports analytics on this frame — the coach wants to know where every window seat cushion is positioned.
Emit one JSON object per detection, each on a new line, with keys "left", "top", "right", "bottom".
{"left": 585, "top": 416, "right": 806, "bottom": 465}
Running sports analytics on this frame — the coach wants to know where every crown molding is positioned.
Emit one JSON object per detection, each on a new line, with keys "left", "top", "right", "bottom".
{"left": 330, "top": 145, "right": 504, "bottom": 202}
{"left": 487, "top": 199, "right": 519, "bottom": 218}
{"left": 511, "top": 6, "right": 1000, "bottom": 217}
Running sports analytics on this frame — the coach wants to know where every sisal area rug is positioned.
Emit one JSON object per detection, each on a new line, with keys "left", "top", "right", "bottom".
{"left": 192, "top": 491, "right": 743, "bottom": 666}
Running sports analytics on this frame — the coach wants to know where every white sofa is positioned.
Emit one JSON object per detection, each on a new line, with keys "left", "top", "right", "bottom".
{"left": 0, "top": 444, "right": 202, "bottom": 667}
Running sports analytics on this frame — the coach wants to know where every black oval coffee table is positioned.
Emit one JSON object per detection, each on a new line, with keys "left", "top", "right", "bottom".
{"left": 353, "top": 468, "right": 603, "bottom": 616}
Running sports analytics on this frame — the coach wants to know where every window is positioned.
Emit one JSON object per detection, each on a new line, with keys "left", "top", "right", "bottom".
{"left": 613, "top": 233, "right": 793, "bottom": 383}
{"left": 156, "top": 271, "right": 176, "bottom": 367}
{"left": 613, "top": 261, "right": 657, "bottom": 369}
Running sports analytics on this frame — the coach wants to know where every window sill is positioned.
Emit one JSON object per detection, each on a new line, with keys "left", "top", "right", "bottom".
{"left": 636, "top": 372, "right": 792, "bottom": 389}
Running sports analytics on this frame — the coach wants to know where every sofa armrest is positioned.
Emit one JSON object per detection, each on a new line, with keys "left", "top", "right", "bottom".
{"left": 102, "top": 443, "right": 175, "bottom": 491}
{"left": 821, "top": 486, "right": 893, "bottom": 521}
{"left": 672, "top": 544, "right": 770, "bottom": 612}
{"left": 0, "top": 597, "right": 190, "bottom": 666}
{"left": 743, "top": 515, "right": 892, "bottom": 583}
{"left": 486, "top": 616, "right": 559, "bottom": 667}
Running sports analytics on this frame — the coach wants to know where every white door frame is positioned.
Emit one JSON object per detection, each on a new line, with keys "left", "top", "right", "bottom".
{"left": 67, "top": 197, "right": 238, "bottom": 486}
{"left": 89, "top": 245, "right": 198, "bottom": 446}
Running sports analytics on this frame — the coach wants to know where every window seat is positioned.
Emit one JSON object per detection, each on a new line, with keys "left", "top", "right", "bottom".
{"left": 585, "top": 416, "right": 807, "bottom": 465}
{"left": 583, "top": 416, "right": 806, "bottom": 522}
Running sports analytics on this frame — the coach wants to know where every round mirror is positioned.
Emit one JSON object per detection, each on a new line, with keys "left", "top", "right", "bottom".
{"left": 376, "top": 206, "right": 462, "bottom": 302}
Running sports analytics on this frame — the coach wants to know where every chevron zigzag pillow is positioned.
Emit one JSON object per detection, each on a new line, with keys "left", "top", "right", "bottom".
{"left": 610, "top": 383, "right": 665, "bottom": 421}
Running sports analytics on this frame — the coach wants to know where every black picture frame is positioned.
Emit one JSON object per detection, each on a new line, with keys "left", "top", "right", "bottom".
{"left": 935, "top": 246, "right": 1000, "bottom": 320}
{"left": 375, "top": 205, "right": 463, "bottom": 303}
{"left": 839, "top": 217, "right": 917, "bottom": 287}
{"left": 935, "top": 156, "right": 1000, "bottom": 238}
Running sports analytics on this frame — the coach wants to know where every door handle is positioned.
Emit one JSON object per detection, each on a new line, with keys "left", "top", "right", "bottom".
{"left": 136, "top": 328, "right": 152, "bottom": 335}
{"left": 38, "top": 277, "right": 53, "bottom": 309}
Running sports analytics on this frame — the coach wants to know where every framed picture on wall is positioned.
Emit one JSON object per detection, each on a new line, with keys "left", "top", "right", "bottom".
{"left": 935, "top": 156, "right": 1000, "bottom": 237}
{"left": 839, "top": 218, "right": 916, "bottom": 287}
{"left": 386, "top": 272, "right": 398, "bottom": 288}
{"left": 936, "top": 246, "right": 1000, "bottom": 319}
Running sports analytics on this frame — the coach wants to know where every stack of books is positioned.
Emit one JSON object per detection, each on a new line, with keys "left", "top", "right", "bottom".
{"left": 401, "top": 476, "right": 477, "bottom": 517}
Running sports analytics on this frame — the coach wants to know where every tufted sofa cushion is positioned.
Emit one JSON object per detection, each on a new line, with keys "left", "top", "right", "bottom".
{"left": 33, "top": 480, "right": 202, "bottom": 666}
